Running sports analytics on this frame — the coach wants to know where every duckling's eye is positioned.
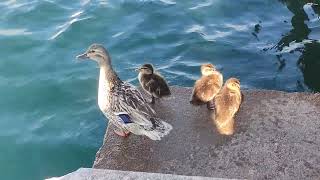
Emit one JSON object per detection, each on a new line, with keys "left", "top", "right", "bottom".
{"left": 89, "top": 50, "right": 95, "bottom": 53}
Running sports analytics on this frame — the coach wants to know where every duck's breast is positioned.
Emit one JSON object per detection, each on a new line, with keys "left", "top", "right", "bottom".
{"left": 98, "top": 69, "right": 110, "bottom": 112}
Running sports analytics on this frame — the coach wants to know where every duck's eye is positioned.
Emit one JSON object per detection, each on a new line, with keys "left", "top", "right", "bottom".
{"left": 89, "top": 50, "right": 95, "bottom": 53}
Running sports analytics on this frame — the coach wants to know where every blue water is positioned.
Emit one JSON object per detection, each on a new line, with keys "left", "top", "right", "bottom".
{"left": 1, "top": 0, "right": 320, "bottom": 179}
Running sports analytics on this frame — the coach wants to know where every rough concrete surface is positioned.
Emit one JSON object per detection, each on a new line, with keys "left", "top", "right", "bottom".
{"left": 50, "top": 168, "right": 229, "bottom": 180}
{"left": 94, "top": 87, "right": 320, "bottom": 179}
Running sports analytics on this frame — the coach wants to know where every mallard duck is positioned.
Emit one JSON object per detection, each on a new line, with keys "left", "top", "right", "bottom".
{"left": 190, "top": 63, "right": 223, "bottom": 110}
{"left": 136, "top": 64, "right": 171, "bottom": 104}
{"left": 214, "top": 78, "right": 242, "bottom": 135}
{"left": 76, "top": 44, "right": 172, "bottom": 140}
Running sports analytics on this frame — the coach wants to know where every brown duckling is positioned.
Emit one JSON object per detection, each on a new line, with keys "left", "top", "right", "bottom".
{"left": 213, "top": 78, "right": 242, "bottom": 135}
{"left": 136, "top": 64, "right": 171, "bottom": 104}
{"left": 190, "top": 63, "right": 223, "bottom": 110}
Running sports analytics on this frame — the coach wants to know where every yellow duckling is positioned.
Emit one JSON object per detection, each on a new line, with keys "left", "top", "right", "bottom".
{"left": 214, "top": 78, "right": 242, "bottom": 135}
{"left": 190, "top": 63, "right": 223, "bottom": 110}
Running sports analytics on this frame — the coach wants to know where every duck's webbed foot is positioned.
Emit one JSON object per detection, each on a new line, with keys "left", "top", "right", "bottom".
{"left": 114, "top": 129, "right": 131, "bottom": 137}
{"left": 207, "top": 99, "right": 215, "bottom": 110}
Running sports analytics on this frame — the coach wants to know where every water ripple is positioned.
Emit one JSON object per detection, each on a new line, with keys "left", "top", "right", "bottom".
{"left": 185, "top": 24, "right": 232, "bottom": 41}
{"left": 49, "top": 14, "right": 92, "bottom": 40}
{"left": 71, "top": 10, "right": 83, "bottom": 18}
{"left": 224, "top": 23, "right": 251, "bottom": 32}
{"left": 112, "top": 31, "right": 125, "bottom": 38}
{"left": 0, "top": 28, "right": 32, "bottom": 36}
{"left": 303, "top": 3, "right": 320, "bottom": 23}
{"left": 278, "top": 40, "right": 315, "bottom": 54}
{"left": 98, "top": 0, "right": 108, "bottom": 6}
{"left": 159, "top": 0, "right": 176, "bottom": 5}
{"left": 81, "top": 0, "right": 91, "bottom": 6}
{"left": 29, "top": 114, "right": 56, "bottom": 132}
{"left": 0, "top": 0, "right": 37, "bottom": 9}
{"left": 189, "top": 0, "right": 214, "bottom": 10}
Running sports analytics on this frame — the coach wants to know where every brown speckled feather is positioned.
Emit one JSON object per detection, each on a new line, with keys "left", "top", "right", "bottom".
{"left": 190, "top": 72, "right": 223, "bottom": 104}
{"left": 214, "top": 82, "right": 242, "bottom": 135}
{"left": 140, "top": 73, "right": 171, "bottom": 98}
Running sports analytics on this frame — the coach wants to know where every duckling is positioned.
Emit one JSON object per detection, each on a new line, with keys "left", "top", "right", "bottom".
{"left": 76, "top": 44, "right": 172, "bottom": 140}
{"left": 213, "top": 78, "right": 242, "bottom": 135}
{"left": 190, "top": 64, "right": 223, "bottom": 110}
{"left": 136, "top": 64, "right": 171, "bottom": 104}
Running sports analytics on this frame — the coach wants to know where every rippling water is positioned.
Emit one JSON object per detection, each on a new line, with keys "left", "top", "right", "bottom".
{"left": 1, "top": 0, "right": 320, "bottom": 179}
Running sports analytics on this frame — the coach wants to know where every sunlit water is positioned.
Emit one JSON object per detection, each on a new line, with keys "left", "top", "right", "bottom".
{"left": 1, "top": 0, "right": 320, "bottom": 179}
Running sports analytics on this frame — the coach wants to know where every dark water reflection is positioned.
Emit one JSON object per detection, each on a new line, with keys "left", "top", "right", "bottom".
{"left": 277, "top": 0, "right": 320, "bottom": 91}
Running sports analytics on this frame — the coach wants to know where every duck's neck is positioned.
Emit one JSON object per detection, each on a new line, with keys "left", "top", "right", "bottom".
{"left": 98, "top": 63, "right": 121, "bottom": 110}
{"left": 99, "top": 63, "right": 121, "bottom": 91}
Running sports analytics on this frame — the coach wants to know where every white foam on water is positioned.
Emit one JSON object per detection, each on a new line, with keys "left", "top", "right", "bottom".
{"left": 49, "top": 16, "right": 91, "bottom": 40}
{"left": 185, "top": 24, "right": 205, "bottom": 33}
{"left": 0, "top": 28, "right": 32, "bottom": 36}
{"left": 189, "top": 0, "right": 213, "bottom": 10}
{"left": 159, "top": 0, "right": 176, "bottom": 5}
{"left": 224, "top": 23, "right": 250, "bottom": 32}
{"left": 302, "top": 3, "right": 320, "bottom": 40}
{"left": 70, "top": 11, "right": 83, "bottom": 18}
{"left": 112, "top": 32, "right": 125, "bottom": 38}
{"left": 303, "top": 3, "right": 319, "bottom": 22}
{"left": 201, "top": 31, "right": 232, "bottom": 41}
{"left": 185, "top": 24, "right": 232, "bottom": 41}
{"left": 81, "top": 0, "right": 91, "bottom": 6}
{"left": 0, "top": 0, "right": 17, "bottom": 7}
{"left": 0, "top": 0, "right": 37, "bottom": 9}
{"left": 278, "top": 39, "right": 315, "bottom": 54}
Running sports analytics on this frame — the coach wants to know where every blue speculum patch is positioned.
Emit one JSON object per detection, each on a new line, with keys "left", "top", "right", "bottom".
{"left": 118, "top": 114, "right": 132, "bottom": 124}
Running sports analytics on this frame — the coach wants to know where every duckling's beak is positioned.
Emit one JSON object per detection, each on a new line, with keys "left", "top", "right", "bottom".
{"left": 76, "top": 52, "right": 88, "bottom": 60}
{"left": 135, "top": 68, "right": 142, "bottom": 72}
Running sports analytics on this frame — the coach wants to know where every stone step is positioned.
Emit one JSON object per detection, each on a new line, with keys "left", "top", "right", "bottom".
{"left": 48, "top": 168, "right": 229, "bottom": 180}
{"left": 94, "top": 87, "right": 320, "bottom": 179}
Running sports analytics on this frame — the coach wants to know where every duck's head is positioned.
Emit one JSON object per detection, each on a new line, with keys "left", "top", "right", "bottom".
{"left": 76, "top": 44, "right": 111, "bottom": 66}
{"left": 225, "top": 78, "right": 240, "bottom": 91}
{"left": 201, "top": 63, "right": 216, "bottom": 76}
{"left": 136, "top": 64, "right": 154, "bottom": 75}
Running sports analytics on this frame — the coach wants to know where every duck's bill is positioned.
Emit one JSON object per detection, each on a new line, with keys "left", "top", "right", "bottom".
{"left": 76, "top": 52, "right": 88, "bottom": 60}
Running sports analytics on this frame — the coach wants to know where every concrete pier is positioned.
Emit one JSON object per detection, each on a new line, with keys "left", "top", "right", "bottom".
{"left": 50, "top": 168, "right": 228, "bottom": 180}
{"left": 93, "top": 87, "right": 320, "bottom": 179}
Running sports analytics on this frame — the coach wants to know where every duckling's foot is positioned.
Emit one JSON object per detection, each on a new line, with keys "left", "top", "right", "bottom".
{"left": 207, "top": 100, "right": 215, "bottom": 110}
{"left": 114, "top": 130, "right": 131, "bottom": 137}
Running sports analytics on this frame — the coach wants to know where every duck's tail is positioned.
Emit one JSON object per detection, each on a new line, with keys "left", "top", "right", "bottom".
{"left": 214, "top": 115, "right": 235, "bottom": 136}
{"left": 147, "top": 118, "right": 173, "bottom": 140}
{"left": 126, "top": 118, "right": 173, "bottom": 140}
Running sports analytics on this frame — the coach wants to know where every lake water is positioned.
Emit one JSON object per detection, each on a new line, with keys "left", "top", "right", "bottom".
{"left": 0, "top": 0, "right": 320, "bottom": 179}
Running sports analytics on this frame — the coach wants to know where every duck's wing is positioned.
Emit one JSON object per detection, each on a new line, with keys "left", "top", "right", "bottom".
{"left": 109, "top": 82, "right": 156, "bottom": 127}
{"left": 146, "top": 75, "right": 171, "bottom": 97}
{"left": 107, "top": 82, "right": 172, "bottom": 140}
{"left": 190, "top": 79, "right": 206, "bottom": 105}
{"left": 154, "top": 75, "right": 171, "bottom": 96}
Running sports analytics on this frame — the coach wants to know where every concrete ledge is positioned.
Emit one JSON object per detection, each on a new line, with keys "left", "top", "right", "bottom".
{"left": 49, "top": 168, "right": 228, "bottom": 180}
{"left": 93, "top": 87, "right": 320, "bottom": 179}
